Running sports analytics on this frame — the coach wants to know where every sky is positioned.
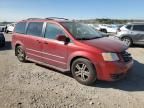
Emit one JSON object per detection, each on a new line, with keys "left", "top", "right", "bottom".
{"left": 0, "top": 0, "right": 144, "bottom": 21}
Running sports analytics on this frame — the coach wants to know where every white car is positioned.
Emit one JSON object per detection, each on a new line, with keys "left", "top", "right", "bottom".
{"left": 5, "top": 23, "right": 15, "bottom": 33}
{"left": 98, "top": 24, "right": 118, "bottom": 33}
{"left": 88, "top": 24, "right": 120, "bottom": 33}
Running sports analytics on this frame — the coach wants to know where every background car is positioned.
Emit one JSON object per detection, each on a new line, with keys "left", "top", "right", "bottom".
{"left": 0, "top": 33, "right": 5, "bottom": 47}
{"left": 95, "top": 29, "right": 109, "bottom": 37}
{"left": 5, "top": 23, "right": 16, "bottom": 33}
{"left": 116, "top": 22, "right": 144, "bottom": 46}
{"left": 87, "top": 24, "right": 109, "bottom": 37}
{"left": 0, "top": 24, "right": 6, "bottom": 32}
{"left": 88, "top": 24, "right": 122, "bottom": 34}
{"left": 87, "top": 24, "right": 101, "bottom": 31}
{"left": 99, "top": 24, "right": 119, "bottom": 33}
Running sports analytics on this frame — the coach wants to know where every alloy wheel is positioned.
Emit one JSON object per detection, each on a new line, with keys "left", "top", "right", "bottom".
{"left": 74, "top": 63, "right": 90, "bottom": 81}
{"left": 16, "top": 47, "right": 25, "bottom": 61}
{"left": 122, "top": 38, "right": 131, "bottom": 46}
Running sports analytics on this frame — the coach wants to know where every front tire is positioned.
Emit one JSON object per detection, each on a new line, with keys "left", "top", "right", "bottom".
{"left": 100, "top": 29, "right": 107, "bottom": 33}
{"left": 15, "top": 46, "right": 26, "bottom": 62}
{"left": 5, "top": 30, "right": 9, "bottom": 34}
{"left": 122, "top": 37, "right": 132, "bottom": 46}
{"left": 71, "top": 58, "right": 97, "bottom": 85}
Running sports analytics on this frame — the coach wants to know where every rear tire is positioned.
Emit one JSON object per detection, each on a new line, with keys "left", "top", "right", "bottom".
{"left": 15, "top": 46, "right": 26, "bottom": 62}
{"left": 71, "top": 58, "right": 97, "bottom": 85}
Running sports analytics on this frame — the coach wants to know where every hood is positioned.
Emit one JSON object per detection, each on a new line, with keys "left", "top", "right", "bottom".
{"left": 80, "top": 37, "right": 128, "bottom": 53}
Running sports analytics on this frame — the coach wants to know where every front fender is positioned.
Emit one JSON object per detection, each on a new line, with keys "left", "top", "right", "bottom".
{"left": 67, "top": 51, "right": 102, "bottom": 70}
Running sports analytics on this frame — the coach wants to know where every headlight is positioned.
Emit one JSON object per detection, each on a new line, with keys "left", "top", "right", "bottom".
{"left": 102, "top": 53, "right": 119, "bottom": 61}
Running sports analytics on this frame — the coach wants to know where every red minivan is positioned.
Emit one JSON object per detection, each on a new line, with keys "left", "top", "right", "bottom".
{"left": 12, "top": 18, "right": 133, "bottom": 85}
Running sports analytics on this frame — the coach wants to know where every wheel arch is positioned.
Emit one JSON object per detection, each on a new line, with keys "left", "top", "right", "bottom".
{"left": 14, "top": 41, "right": 24, "bottom": 56}
{"left": 121, "top": 35, "right": 133, "bottom": 44}
{"left": 70, "top": 56, "right": 91, "bottom": 69}
{"left": 121, "top": 35, "right": 133, "bottom": 41}
{"left": 68, "top": 55, "right": 97, "bottom": 73}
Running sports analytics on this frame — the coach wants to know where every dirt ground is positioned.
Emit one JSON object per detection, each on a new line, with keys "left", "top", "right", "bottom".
{"left": 0, "top": 34, "right": 144, "bottom": 108}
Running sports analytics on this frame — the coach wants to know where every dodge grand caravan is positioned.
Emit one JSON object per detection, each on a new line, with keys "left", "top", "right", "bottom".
{"left": 12, "top": 18, "right": 133, "bottom": 85}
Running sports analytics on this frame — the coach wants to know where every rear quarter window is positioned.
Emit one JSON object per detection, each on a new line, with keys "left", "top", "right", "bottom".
{"left": 15, "top": 22, "right": 27, "bottom": 34}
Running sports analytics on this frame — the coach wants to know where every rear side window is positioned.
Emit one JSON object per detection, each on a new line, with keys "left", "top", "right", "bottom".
{"left": 126, "top": 25, "right": 132, "bottom": 30}
{"left": 45, "top": 23, "right": 65, "bottom": 39}
{"left": 15, "top": 22, "right": 26, "bottom": 34}
{"left": 133, "top": 25, "right": 144, "bottom": 31}
{"left": 27, "top": 22, "right": 43, "bottom": 37}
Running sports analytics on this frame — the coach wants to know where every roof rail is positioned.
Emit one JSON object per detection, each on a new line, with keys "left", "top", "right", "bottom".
{"left": 26, "top": 18, "right": 42, "bottom": 20}
{"left": 127, "top": 22, "right": 144, "bottom": 25}
{"left": 45, "top": 17, "right": 69, "bottom": 20}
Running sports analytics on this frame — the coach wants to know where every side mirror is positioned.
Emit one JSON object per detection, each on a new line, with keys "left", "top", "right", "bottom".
{"left": 56, "top": 35, "right": 70, "bottom": 44}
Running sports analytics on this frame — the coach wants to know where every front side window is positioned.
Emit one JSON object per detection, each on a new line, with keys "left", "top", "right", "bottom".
{"left": 45, "top": 23, "right": 65, "bottom": 39}
{"left": 133, "top": 25, "right": 144, "bottom": 31}
{"left": 27, "top": 22, "right": 43, "bottom": 37}
{"left": 15, "top": 22, "right": 26, "bottom": 34}
{"left": 61, "top": 22, "right": 102, "bottom": 40}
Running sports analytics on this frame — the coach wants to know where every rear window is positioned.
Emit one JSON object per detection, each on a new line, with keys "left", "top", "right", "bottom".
{"left": 133, "top": 25, "right": 144, "bottom": 31}
{"left": 15, "top": 22, "right": 26, "bottom": 34}
{"left": 27, "top": 22, "right": 43, "bottom": 37}
{"left": 126, "top": 25, "right": 132, "bottom": 30}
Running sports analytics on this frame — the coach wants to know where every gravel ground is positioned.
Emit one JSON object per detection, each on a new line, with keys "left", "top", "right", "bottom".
{"left": 0, "top": 33, "right": 144, "bottom": 108}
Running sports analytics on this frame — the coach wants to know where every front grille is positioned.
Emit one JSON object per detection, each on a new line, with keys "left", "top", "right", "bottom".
{"left": 120, "top": 51, "right": 132, "bottom": 62}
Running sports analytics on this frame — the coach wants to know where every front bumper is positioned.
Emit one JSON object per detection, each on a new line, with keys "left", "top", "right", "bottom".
{"left": 95, "top": 60, "right": 133, "bottom": 81}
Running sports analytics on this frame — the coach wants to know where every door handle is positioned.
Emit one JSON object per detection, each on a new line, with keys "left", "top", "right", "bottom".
{"left": 36, "top": 40, "right": 41, "bottom": 43}
{"left": 44, "top": 42, "right": 48, "bottom": 44}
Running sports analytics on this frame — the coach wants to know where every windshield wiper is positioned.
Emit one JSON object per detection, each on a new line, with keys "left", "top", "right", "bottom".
{"left": 76, "top": 37, "right": 102, "bottom": 40}
{"left": 76, "top": 37, "right": 91, "bottom": 40}
{"left": 89, "top": 37, "right": 102, "bottom": 39}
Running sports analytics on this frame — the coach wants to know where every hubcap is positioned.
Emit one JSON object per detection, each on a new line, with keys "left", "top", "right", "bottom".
{"left": 17, "top": 48, "right": 24, "bottom": 60}
{"left": 74, "top": 63, "right": 90, "bottom": 81}
{"left": 123, "top": 38, "right": 131, "bottom": 46}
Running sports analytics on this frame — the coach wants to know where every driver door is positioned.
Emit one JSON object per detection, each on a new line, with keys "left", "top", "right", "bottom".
{"left": 41, "top": 22, "right": 68, "bottom": 69}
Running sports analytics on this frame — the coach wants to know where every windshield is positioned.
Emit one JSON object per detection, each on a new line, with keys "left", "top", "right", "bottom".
{"left": 61, "top": 22, "right": 102, "bottom": 40}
